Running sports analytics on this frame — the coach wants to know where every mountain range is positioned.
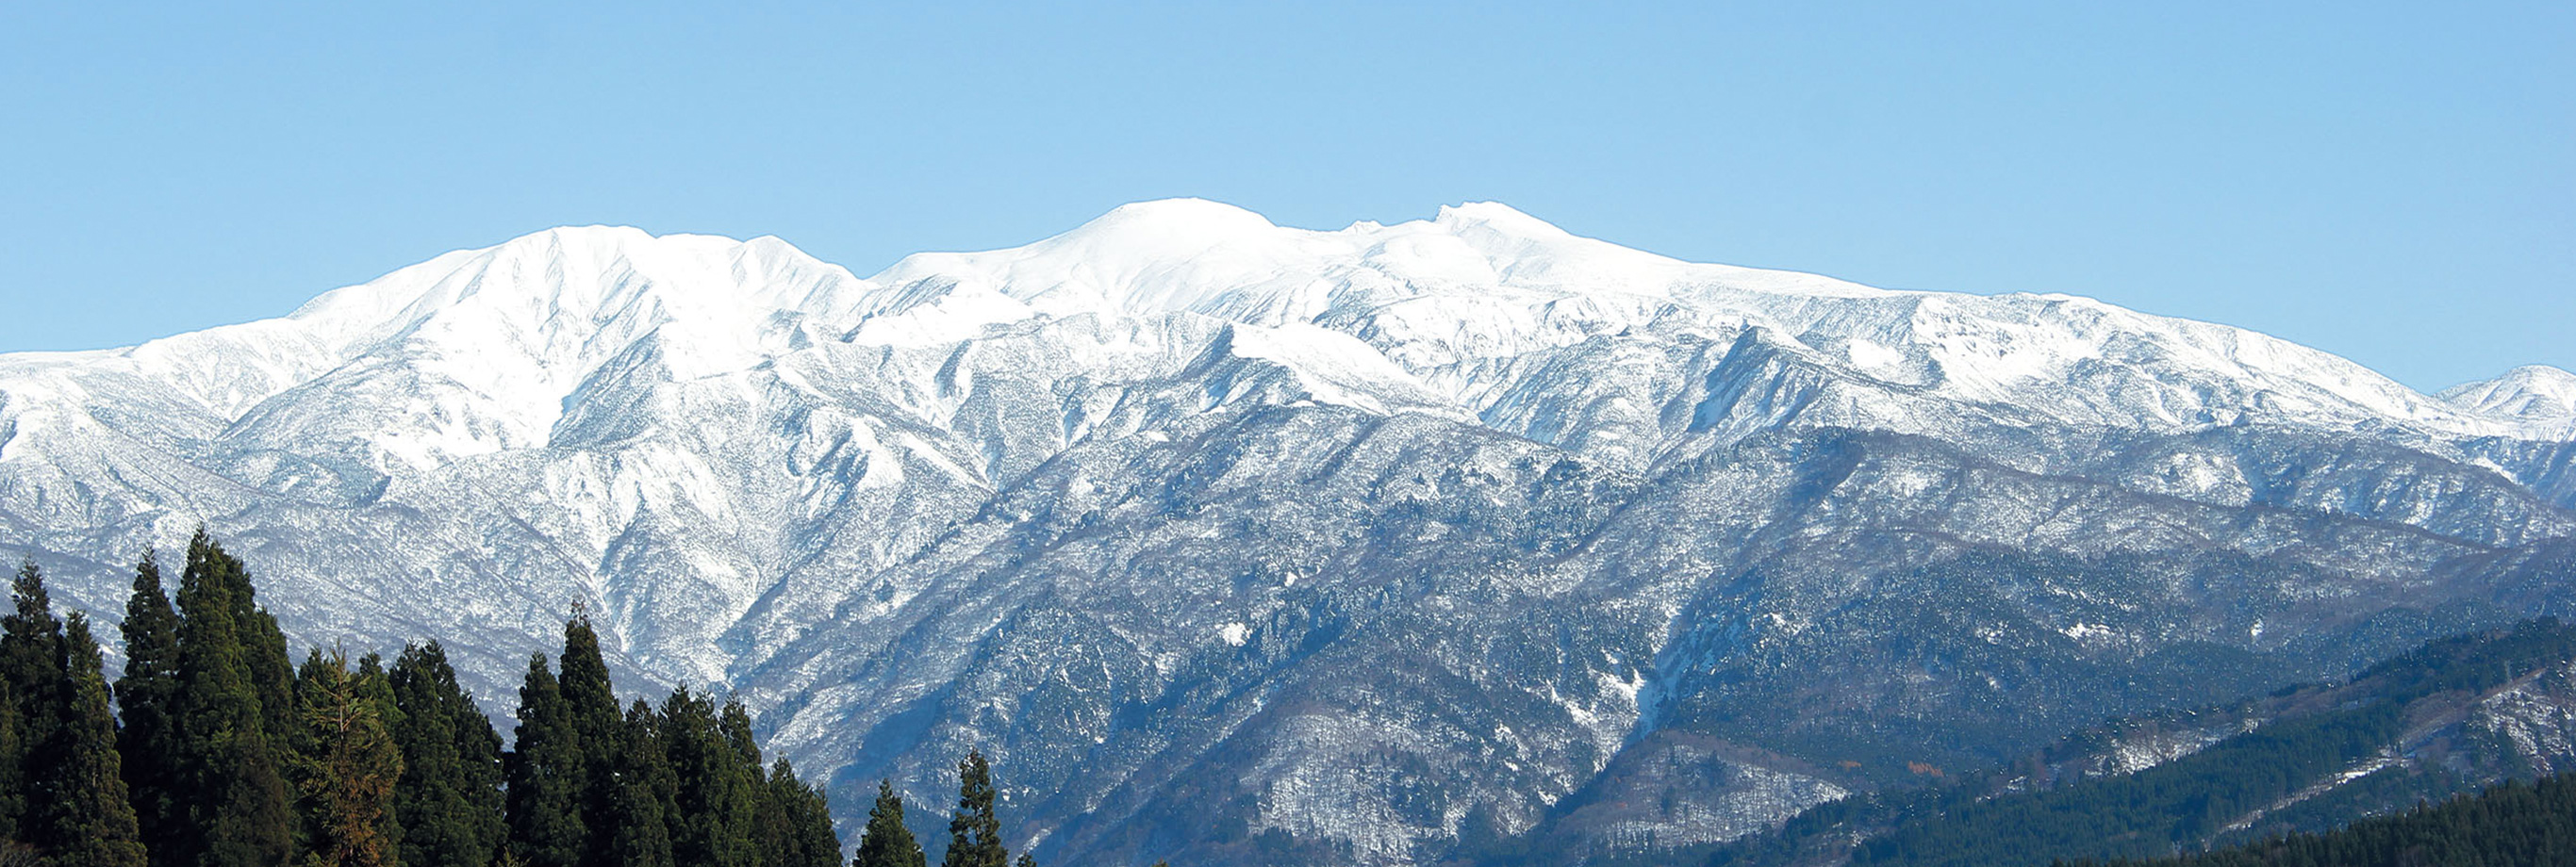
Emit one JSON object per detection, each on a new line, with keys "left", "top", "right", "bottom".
{"left": 2, "top": 199, "right": 2570, "bottom": 865}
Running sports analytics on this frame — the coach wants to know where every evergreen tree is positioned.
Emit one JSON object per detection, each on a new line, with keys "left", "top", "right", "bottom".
{"left": 0, "top": 678, "right": 19, "bottom": 848}
{"left": 0, "top": 559, "right": 66, "bottom": 843}
{"left": 2063, "top": 769, "right": 2576, "bottom": 866}
{"left": 721, "top": 699, "right": 771, "bottom": 859}
{"left": 0, "top": 562, "right": 65, "bottom": 697}
{"left": 553, "top": 613, "right": 628, "bottom": 867}
{"left": 117, "top": 549, "right": 187, "bottom": 865}
{"left": 354, "top": 653, "right": 405, "bottom": 861}
{"left": 389, "top": 641, "right": 505, "bottom": 867}
{"left": 172, "top": 529, "right": 296, "bottom": 867}
{"left": 39, "top": 613, "right": 148, "bottom": 867}
{"left": 0, "top": 536, "right": 847, "bottom": 867}
{"left": 604, "top": 699, "right": 676, "bottom": 867}
{"left": 554, "top": 614, "right": 621, "bottom": 757}
{"left": 664, "top": 688, "right": 756, "bottom": 867}
{"left": 852, "top": 779, "right": 926, "bottom": 867}
{"left": 504, "top": 653, "right": 585, "bottom": 867}
{"left": 206, "top": 537, "right": 297, "bottom": 749}
{"left": 943, "top": 750, "right": 1008, "bottom": 867}
{"left": 755, "top": 758, "right": 840, "bottom": 867}
{"left": 855, "top": 781, "right": 927, "bottom": 864}
{"left": 290, "top": 648, "right": 405, "bottom": 867}
{"left": 4, "top": 568, "right": 149, "bottom": 865}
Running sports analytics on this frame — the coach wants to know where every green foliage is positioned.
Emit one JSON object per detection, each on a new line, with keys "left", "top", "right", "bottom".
{"left": 853, "top": 779, "right": 927, "bottom": 867}
{"left": 388, "top": 641, "right": 505, "bottom": 867}
{"left": 604, "top": 699, "right": 677, "bottom": 867}
{"left": 499, "top": 613, "right": 849, "bottom": 867}
{"left": 354, "top": 654, "right": 404, "bottom": 858}
{"left": 721, "top": 700, "right": 773, "bottom": 864}
{"left": 504, "top": 653, "right": 586, "bottom": 867}
{"left": 2347, "top": 616, "right": 2576, "bottom": 705}
{"left": 552, "top": 613, "right": 627, "bottom": 867}
{"left": 944, "top": 750, "right": 1008, "bottom": 867}
{"left": 663, "top": 687, "right": 756, "bottom": 867}
{"left": 215, "top": 544, "right": 298, "bottom": 767}
{"left": 0, "top": 681, "right": 21, "bottom": 848}
{"left": 11, "top": 525, "right": 2567, "bottom": 867}
{"left": 289, "top": 649, "right": 405, "bottom": 867}
{"left": 116, "top": 551, "right": 186, "bottom": 866}
{"left": 0, "top": 532, "right": 849, "bottom": 866}
{"left": 1, "top": 562, "right": 65, "bottom": 699}
{"left": 2065, "top": 770, "right": 2576, "bottom": 867}
{"left": 757, "top": 758, "right": 840, "bottom": 867}
{"left": 0, "top": 566, "right": 149, "bottom": 864}
{"left": 44, "top": 613, "right": 149, "bottom": 866}
{"left": 0, "top": 559, "right": 66, "bottom": 843}
{"left": 553, "top": 614, "right": 622, "bottom": 761}
{"left": 171, "top": 530, "right": 296, "bottom": 867}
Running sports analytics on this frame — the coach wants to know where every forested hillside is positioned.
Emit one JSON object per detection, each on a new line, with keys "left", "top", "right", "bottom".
{"left": 2063, "top": 770, "right": 2576, "bottom": 867}
{"left": 0, "top": 532, "right": 1058, "bottom": 867}
{"left": 1703, "top": 619, "right": 2576, "bottom": 867}
{"left": 12, "top": 531, "right": 2576, "bottom": 867}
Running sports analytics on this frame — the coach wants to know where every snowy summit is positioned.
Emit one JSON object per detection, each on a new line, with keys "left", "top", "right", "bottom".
{"left": 0, "top": 199, "right": 2570, "bottom": 867}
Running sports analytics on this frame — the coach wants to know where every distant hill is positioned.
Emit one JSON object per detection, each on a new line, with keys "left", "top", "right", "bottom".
{"left": 1698, "top": 618, "right": 2576, "bottom": 867}
{"left": 2070, "top": 768, "right": 2576, "bottom": 867}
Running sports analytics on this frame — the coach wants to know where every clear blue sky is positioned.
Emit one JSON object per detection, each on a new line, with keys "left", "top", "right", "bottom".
{"left": 3, "top": 2, "right": 2567, "bottom": 391}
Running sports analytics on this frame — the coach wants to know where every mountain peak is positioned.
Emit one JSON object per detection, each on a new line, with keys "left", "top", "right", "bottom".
{"left": 516, "top": 222, "right": 657, "bottom": 244}
{"left": 2440, "top": 365, "right": 2576, "bottom": 422}
{"left": 467, "top": 224, "right": 750, "bottom": 270}
{"left": 8, "top": 197, "right": 2576, "bottom": 867}
{"left": 1095, "top": 196, "right": 1278, "bottom": 226}
{"left": 1432, "top": 201, "right": 1570, "bottom": 237}
{"left": 1048, "top": 198, "right": 1284, "bottom": 253}
{"left": 270, "top": 224, "right": 780, "bottom": 338}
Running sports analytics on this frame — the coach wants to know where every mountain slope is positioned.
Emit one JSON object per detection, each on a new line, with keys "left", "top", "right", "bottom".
{"left": 1, "top": 201, "right": 2570, "bottom": 865}
{"left": 1703, "top": 618, "right": 2576, "bottom": 867}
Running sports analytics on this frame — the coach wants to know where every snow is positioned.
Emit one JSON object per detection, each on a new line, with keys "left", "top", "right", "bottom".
{"left": 1, "top": 198, "right": 2570, "bottom": 867}
{"left": 2441, "top": 365, "right": 2576, "bottom": 431}
{"left": 1846, "top": 338, "right": 1905, "bottom": 370}
{"left": 66, "top": 198, "right": 2538, "bottom": 459}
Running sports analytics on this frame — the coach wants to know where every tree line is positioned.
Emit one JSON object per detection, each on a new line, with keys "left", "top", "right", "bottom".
{"left": 1704, "top": 618, "right": 2576, "bottom": 867}
{"left": 2057, "top": 767, "right": 2576, "bottom": 867}
{"left": 0, "top": 531, "right": 1079, "bottom": 867}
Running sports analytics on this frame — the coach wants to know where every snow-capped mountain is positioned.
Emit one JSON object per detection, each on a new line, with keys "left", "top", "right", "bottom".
{"left": 2443, "top": 365, "right": 2576, "bottom": 435}
{"left": 2, "top": 200, "right": 2570, "bottom": 865}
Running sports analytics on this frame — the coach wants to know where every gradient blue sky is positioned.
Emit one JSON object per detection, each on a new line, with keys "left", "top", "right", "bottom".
{"left": 3, "top": 2, "right": 2567, "bottom": 391}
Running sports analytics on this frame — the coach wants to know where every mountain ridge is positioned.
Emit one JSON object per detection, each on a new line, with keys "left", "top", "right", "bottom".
{"left": 1, "top": 200, "right": 2570, "bottom": 866}
{"left": 12, "top": 206, "right": 2560, "bottom": 450}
